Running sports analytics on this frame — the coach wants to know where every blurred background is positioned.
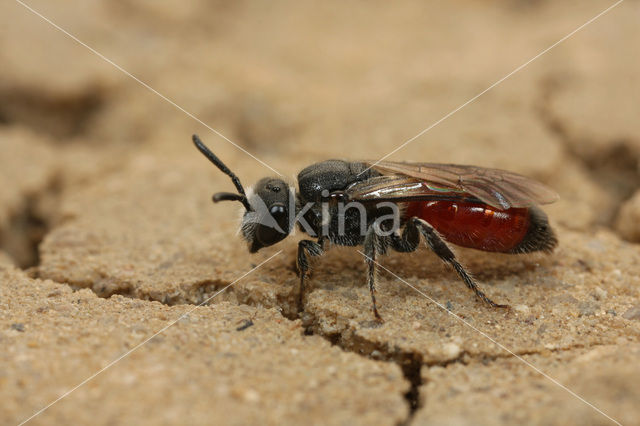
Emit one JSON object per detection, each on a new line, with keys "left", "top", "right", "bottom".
{"left": 0, "top": 0, "right": 638, "bottom": 269}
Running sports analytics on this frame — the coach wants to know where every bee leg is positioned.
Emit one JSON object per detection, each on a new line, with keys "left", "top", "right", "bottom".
{"left": 363, "top": 224, "right": 388, "bottom": 321}
{"left": 317, "top": 236, "right": 326, "bottom": 250}
{"left": 407, "top": 217, "right": 508, "bottom": 309}
{"left": 307, "top": 237, "right": 326, "bottom": 278}
{"left": 297, "top": 240, "right": 324, "bottom": 314}
{"left": 388, "top": 221, "right": 420, "bottom": 253}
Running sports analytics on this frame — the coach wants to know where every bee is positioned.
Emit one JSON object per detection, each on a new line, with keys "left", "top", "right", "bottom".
{"left": 193, "top": 134, "right": 557, "bottom": 320}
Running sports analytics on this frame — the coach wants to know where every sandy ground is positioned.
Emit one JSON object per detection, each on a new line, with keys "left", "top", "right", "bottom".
{"left": 1, "top": 1, "right": 639, "bottom": 425}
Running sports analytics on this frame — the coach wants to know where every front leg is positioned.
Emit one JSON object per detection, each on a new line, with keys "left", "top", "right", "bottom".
{"left": 297, "top": 239, "right": 324, "bottom": 313}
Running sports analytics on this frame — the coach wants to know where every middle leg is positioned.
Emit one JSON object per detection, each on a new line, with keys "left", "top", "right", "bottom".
{"left": 297, "top": 239, "right": 324, "bottom": 313}
{"left": 363, "top": 223, "right": 388, "bottom": 320}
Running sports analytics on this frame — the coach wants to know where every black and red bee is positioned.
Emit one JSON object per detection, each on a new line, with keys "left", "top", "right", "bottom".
{"left": 193, "top": 134, "right": 558, "bottom": 320}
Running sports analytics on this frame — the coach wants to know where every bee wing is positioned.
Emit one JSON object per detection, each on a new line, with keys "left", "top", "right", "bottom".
{"left": 345, "top": 174, "right": 466, "bottom": 203}
{"left": 356, "top": 161, "right": 559, "bottom": 209}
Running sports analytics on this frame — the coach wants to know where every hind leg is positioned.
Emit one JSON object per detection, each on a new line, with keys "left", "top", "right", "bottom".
{"left": 390, "top": 217, "right": 508, "bottom": 308}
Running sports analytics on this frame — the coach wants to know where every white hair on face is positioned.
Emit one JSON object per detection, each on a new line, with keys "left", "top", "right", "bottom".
{"left": 237, "top": 180, "right": 297, "bottom": 243}
{"left": 236, "top": 185, "right": 253, "bottom": 220}
{"left": 235, "top": 185, "right": 255, "bottom": 240}
{"left": 242, "top": 185, "right": 256, "bottom": 216}
{"left": 245, "top": 185, "right": 264, "bottom": 213}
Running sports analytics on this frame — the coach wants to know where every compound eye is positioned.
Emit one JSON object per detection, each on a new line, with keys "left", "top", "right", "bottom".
{"left": 269, "top": 204, "right": 286, "bottom": 217}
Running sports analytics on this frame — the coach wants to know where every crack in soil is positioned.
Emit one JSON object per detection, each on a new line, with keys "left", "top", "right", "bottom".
{"left": 0, "top": 87, "right": 104, "bottom": 141}
{"left": 35, "top": 268, "right": 420, "bottom": 422}
{"left": 33, "top": 264, "right": 626, "bottom": 426}
{"left": 0, "top": 178, "right": 60, "bottom": 269}
{"left": 537, "top": 77, "right": 640, "bottom": 227}
{"left": 298, "top": 303, "right": 625, "bottom": 425}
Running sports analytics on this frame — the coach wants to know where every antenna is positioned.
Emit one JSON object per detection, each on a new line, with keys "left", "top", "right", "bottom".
{"left": 192, "top": 134, "right": 252, "bottom": 211}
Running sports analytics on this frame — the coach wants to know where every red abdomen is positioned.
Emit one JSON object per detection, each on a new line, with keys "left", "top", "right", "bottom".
{"left": 404, "top": 200, "right": 531, "bottom": 253}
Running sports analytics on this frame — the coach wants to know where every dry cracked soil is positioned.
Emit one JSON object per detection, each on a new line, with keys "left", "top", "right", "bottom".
{"left": 1, "top": 1, "right": 639, "bottom": 425}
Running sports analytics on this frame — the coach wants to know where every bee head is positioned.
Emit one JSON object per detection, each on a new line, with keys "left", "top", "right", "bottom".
{"left": 193, "top": 134, "right": 292, "bottom": 253}
{"left": 241, "top": 177, "right": 291, "bottom": 252}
